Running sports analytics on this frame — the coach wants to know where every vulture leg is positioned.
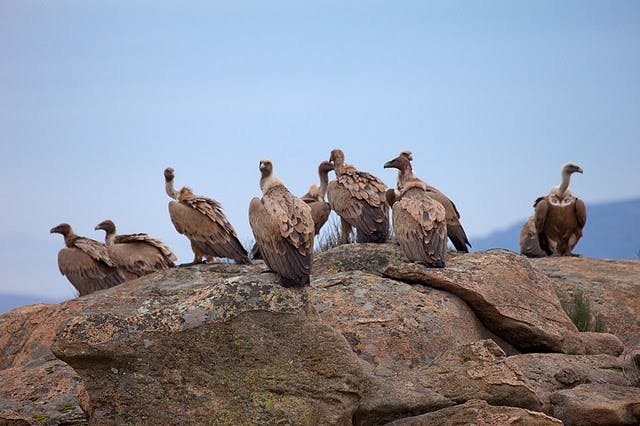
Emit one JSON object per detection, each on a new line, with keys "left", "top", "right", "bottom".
{"left": 340, "top": 218, "right": 352, "bottom": 244}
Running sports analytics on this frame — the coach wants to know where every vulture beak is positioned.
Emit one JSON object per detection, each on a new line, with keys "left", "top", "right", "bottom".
{"left": 94, "top": 225, "right": 102, "bottom": 231}
{"left": 576, "top": 167, "right": 583, "bottom": 174}
{"left": 49, "top": 226, "right": 57, "bottom": 234}
{"left": 383, "top": 160, "right": 396, "bottom": 169}
{"left": 259, "top": 162, "right": 267, "bottom": 170}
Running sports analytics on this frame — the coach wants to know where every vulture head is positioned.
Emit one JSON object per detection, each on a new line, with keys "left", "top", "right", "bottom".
{"left": 329, "top": 149, "right": 345, "bottom": 169}
{"left": 400, "top": 150, "right": 413, "bottom": 161}
{"left": 50, "top": 223, "right": 72, "bottom": 236}
{"left": 259, "top": 159, "right": 273, "bottom": 179}
{"left": 384, "top": 155, "right": 412, "bottom": 172}
{"left": 95, "top": 219, "right": 117, "bottom": 234}
{"left": 318, "top": 160, "right": 334, "bottom": 175}
{"left": 164, "top": 167, "right": 175, "bottom": 182}
{"left": 562, "top": 163, "right": 583, "bottom": 175}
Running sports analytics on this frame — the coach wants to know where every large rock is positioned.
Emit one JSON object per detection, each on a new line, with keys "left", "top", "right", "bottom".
{"left": 50, "top": 263, "right": 364, "bottom": 425}
{"left": 0, "top": 303, "right": 90, "bottom": 425}
{"left": 383, "top": 248, "right": 619, "bottom": 355}
{"left": 549, "top": 383, "right": 640, "bottom": 425}
{"left": 1, "top": 244, "right": 638, "bottom": 425}
{"left": 506, "top": 353, "right": 630, "bottom": 413}
{"left": 532, "top": 256, "right": 640, "bottom": 350}
{"left": 383, "top": 399, "right": 562, "bottom": 426}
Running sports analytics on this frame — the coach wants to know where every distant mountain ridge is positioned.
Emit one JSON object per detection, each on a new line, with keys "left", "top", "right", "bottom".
{"left": 472, "top": 198, "right": 640, "bottom": 260}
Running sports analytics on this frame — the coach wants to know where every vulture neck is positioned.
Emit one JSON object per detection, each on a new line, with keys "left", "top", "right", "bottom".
{"left": 103, "top": 231, "right": 117, "bottom": 246}
{"left": 397, "top": 166, "right": 415, "bottom": 189}
{"left": 64, "top": 232, "right": 79, "bottom": 248}
{"left": 557, "top": 171, "right": 573, "bottom": 197}
{"left": 165, "top": 179, "right": 179, "bottom": 200}
{"left": 260, "top": 175, "right": 284, "bottom": 194}
{"left": 318, "top": 170, "right": 330, "bottom": 199}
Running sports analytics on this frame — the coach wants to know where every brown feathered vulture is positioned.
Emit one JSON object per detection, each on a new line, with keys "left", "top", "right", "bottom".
{"left": 396, "top": 150, "right": 471, "bottom": 252}
{"left": 532, "top": 163, "right": 586, "bottom": 256}
{"left": 94, "top": 219, "right": 176, "bottom": 279}
{"left": 384, "top": 156, "right": 447, "bottom": 267}
{"left": 50, "top": 223, "right": 126, "bottom": 296}
{"left": 326, "top": 149, "right": 389, "bottom": 244}
{"left": 164, "top": 167, "right": 250, "bottom": 265}
{"left": 248, "top": 159, "right": 314, "bottom": 286}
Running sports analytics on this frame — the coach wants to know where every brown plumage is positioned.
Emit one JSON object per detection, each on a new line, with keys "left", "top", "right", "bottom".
{"left": 397, "top": 151, "right": 471, "bottom": 252}
{"left": 164, "top": 167, "right": 250, "bottom": 265}
{"left": 249, "top": 159, "right": 314, "bottom": 286}
{"left": 383, "top": 156, "right": 447, "bottom": 267}
{"left": 519, "top": 216, "right": 546, "bottom": 258}
{"left": 50, "top": 223, "right": 126, "bottom": 296}
{"left": 300, "top": 161, "right": 334, "bottom": 235}
{"left": 95, "top": 219, "right": 176, "bottom": 279}
{"left": 533, "top": 163, "right": 586, "bottom": 256}
{"left": 326, "top": 149, "right": 389, "bottom": 244}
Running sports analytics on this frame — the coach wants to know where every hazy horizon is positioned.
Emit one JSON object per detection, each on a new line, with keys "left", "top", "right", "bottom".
{"left": 1, "top": 1, "right": 639, "bottom": 302}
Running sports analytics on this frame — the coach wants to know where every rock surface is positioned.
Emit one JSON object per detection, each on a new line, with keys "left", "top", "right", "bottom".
{"left": 1, "top": 244, "right": 638, "bottom": 425}
{"left": 532, "top": 256, "right": 640, "bottom": 351}
{"left": 383, "top": 399, "right": 562, "bottom": 426}
{"left": 383, "top": 248, "right": 593, "bottom": 354}
{"left": 549, "top": 383, "right": 640, "bottom": 425}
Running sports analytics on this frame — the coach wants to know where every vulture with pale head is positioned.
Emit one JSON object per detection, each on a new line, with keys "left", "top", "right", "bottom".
{"left": 50, "top": 223, "right": 125, "bottom": 296}
{"left": 395, "top": 150, "right": 471, "bottom": 252}
{"left": 384, "top": 155, "right": 447, "bottom": 267}
{"left": 326, "top": 149, "right": 389, "bottom": 244}
{"left": 532, "top": 163, "right": 586, "bottom": 256}
{"left": 95, "top": 219, "right": 177, "bottom": 279}
{"left": 249, "top": 159, "right": 314, "bottom": 286}
{"left": 164, "top": 167, "right": 250, "bottom": 265}
{"left": 250, "top": 160, "right": 333, "bottom": 260}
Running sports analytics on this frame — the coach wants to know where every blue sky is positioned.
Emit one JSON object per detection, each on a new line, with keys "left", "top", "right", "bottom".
{"left": 1, "top": 1, "right": 639, "bottom": 302}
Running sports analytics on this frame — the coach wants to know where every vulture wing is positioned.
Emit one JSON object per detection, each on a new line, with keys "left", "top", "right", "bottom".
{"left": 249, "top": 186, "right": 314, "bottom": 286}
{"left": 424, "top": 185, "right": 470, "bottom": 251}
{"left": 169, "top": 199, "right": 249, "bottom": 264}
{"left": 115, "top": 233, "right": 177, "bottom": 263}
{"left": 575, "top": 198, "right": 587, "bottom": 230}
{"left": 393, "top": 188, "right": 447, "bottom": 267}
{"left": 327, "top": 180, "right": 388, "bottom": 241}
{"left": 534, "top": 196, "right": 551, "bottom": 255}
{"left": 57, "top": 248, "right": 125, "bottom": 296}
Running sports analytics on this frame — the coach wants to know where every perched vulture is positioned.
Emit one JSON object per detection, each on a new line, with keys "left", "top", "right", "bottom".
{"left": 95, "top": 219, "right": 177, "bottom": 280}
{"left": 249, "top": 159, "right": 314, "bottom": 286}
{"left": 164, "top": 167, "right": 250, "bottom": 265}
{"left": 519, "top": 216, "right": 546, "bottom": 258}
{"left": 326, "top": 149, "right": 389, "bottom": 244}
{"left": 50, "top": 223, "right": 125, "bottom": 296}
{"left": 383, "top": 156, "right": 447, "bottom": 267}
{"left": 396, "top": 150, "right": 471, "bottom": 252}
{"left": 533, "top": 163, "right": 586, "bottom": 256}
{"left": 251, "top": 161, "right": 333, "bottom": 260}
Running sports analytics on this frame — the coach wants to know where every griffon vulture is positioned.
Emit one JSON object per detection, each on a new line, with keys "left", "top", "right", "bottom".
{"left": 327, "top": 149, "right": 389, "bottom": 244}
{"left": 383, "top": 156, "right": 447, "bottom": 267}
{"left": 396, "top": 150, "right": 471, "bottom": 252}
{"left": 164, "top": 167, "right": 250, "bottom": 265}
{"left": 250, "top": 161, "right": 333, "bottom": 260}
{"left": 95, "top": 219, "right": 177, "bottom": 279}
{"left": 50, "top": 223, "right": 125, "bottom": 296}
{"left": 248, "top": 159, "right": 314, "bottom": 286}
{"left": 533, "top": 163, "right": 586, "bottom": 256}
